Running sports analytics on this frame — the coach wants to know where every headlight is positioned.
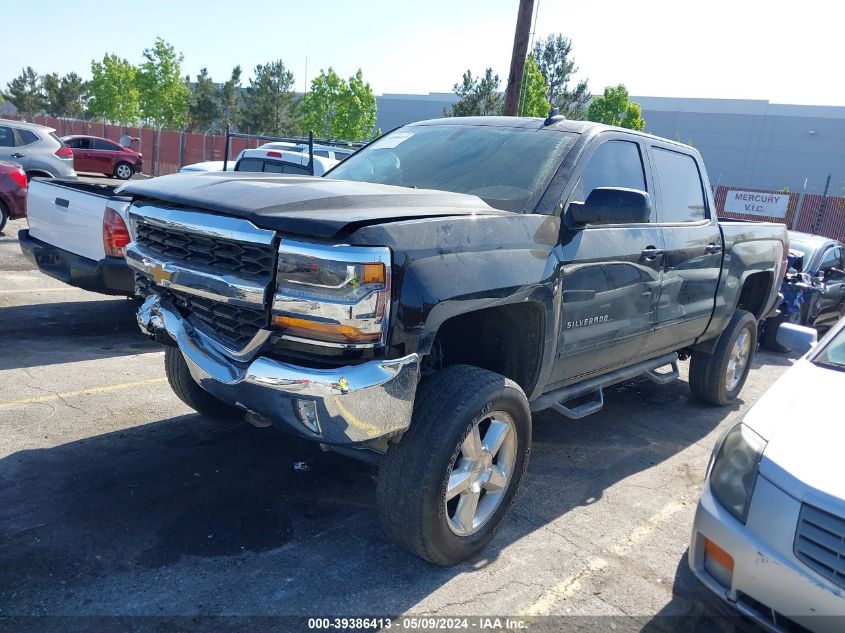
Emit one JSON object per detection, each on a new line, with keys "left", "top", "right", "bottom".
{"left": 709, "top": 423, "right": 767, "bottom": 524}
{"left": 271, "top": 240, "right": 391, "bottom": 347}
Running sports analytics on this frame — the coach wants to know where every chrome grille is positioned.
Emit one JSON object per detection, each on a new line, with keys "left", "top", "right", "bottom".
{"left": 794, "top": 503, "right": 845, "bottom": 590}
{"left": 136, "top": 272, "right": 267, "bottom": 350}
{"left": 134, "top": 221, "right": 276, "bottom": 281}
{"left": 172, "top": 290, "right": 267, "bottom": 349}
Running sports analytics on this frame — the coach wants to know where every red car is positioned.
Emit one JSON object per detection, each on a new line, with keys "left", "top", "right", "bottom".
{"left": 61, "top": 135, "right": 143, "bottom": 180}
{"left": 0, "top": 161, "right": 27, "bottom": 231}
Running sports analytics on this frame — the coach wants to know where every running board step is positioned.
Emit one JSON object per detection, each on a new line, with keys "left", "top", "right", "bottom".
{"left": 531, "top": 352, "right": 680, "bottom": 419}
{"left": 552, "top": 388, "right": 604, "bottom": 419}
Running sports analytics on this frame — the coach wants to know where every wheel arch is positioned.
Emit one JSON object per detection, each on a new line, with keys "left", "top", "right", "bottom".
{"left": 422, "top": 299, "right": 547, "bottom": 399}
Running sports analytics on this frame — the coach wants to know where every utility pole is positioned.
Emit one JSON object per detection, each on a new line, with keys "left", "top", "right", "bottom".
{"left": 503, "top": 0, "right": 535, "bottom": 116}
{"left": 813, "top": 174, "right": 832, "bottom": 235}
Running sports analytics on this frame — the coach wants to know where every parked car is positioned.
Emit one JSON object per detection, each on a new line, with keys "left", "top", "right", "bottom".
{"left": 689, "top": 317, "right": 845, "bottom": 632}
{"left": 179, "top": 149, "right": 337, "bottom": 175}
{"left": 761, "top": 231, "right": 845, "bottom": 351}
{"left": 121, "top": 116, "right": 788, "bottom": 565}
{"left": 61, "top": 135, "right": 143, "bottom": 180}
{"left": 18, "top": 179, "right": 134, "bottom": 295}
{"left": 259, "top": 141, "right": 356, "bottom": 161}
{"left": 0, "top": 161, "right": 28, "bottom": 231}
{"left": 0, "top": 118, "right": 76, "bottom": 180}
{"left": 179, "top": 160, "right": 234, "bottom": 174}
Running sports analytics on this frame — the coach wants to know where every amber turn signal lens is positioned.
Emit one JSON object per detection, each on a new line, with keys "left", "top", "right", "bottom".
{"left": 704, "top": 537, "right": 734, "bottom": 573}
{"left": 361, "top": 263, "right": 385, "bottom": 284}
{"left": 272, "top": 315, "right": 381, "bottom": 344}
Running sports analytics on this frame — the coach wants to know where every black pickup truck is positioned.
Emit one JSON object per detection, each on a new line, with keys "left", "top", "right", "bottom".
{"left": 121, "top": 116, "right": 787, "bottom": 565}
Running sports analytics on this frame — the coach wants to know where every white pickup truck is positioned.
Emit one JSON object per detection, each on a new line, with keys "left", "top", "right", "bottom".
{"left": 18, "top": 179, "right": 136, "bottom": 296}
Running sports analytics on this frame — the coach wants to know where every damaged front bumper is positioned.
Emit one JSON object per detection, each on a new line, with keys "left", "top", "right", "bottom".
{"left": 137, "top": 294, "right": 420, "bottom": 449}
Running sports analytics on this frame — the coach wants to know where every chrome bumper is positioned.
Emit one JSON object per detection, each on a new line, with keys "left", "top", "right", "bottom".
{"left": 137, "top": 294, "right": 420, "bottom": 447}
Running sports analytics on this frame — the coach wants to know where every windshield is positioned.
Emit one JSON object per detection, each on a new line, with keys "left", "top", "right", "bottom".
{"left": 327, "top": 124, "right": 577, "bottom": 212}
{"left": 789, "top": 239, "right": 814, "bottom": 261}
{"left": 813, "top": 325, "right": 845, "bottom": 371}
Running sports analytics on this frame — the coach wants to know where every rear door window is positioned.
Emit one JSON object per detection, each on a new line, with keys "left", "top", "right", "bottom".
{"left": 652, "top": 147, "right": 708, "bottom": 222}
{"left": 0, "top": 127, "right": 15, "bottom": 147}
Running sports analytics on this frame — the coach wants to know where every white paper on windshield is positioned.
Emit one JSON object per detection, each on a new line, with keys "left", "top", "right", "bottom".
{"left": 375, "top": 132, "right": 414, "bottom": 148}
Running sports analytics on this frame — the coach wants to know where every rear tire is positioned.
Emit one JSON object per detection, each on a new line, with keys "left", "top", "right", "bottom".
{"left": 164, "top": 346, "right": 243, "bottom": 421}
{"left": 114, "top": 162, "right": 133, "bottom": 180}
{"left": 0, "top": 201, "right": 8, "bottom": 233}
{"left": 689, "top": 309, "right": 757, "bottom": 405}
{"left": 377, "top": 365, "right": 531, "bottom": 566}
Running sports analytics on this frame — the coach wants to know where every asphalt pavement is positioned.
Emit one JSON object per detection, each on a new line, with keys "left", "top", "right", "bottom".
{"left": 0, "top": 220, "right": 792, "bottom": 631}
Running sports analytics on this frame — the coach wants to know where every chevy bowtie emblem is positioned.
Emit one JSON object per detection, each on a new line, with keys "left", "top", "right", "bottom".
{"left": 150, "top": 263, "right": 172, "bottom": 285}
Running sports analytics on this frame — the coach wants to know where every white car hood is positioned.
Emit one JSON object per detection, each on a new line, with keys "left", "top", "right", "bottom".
{"left": 745, "top": 358, "right": 845, "bottom": 508}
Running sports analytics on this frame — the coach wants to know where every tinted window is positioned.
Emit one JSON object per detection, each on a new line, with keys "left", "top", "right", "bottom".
{"left": 71, "top": 137, "right": 91, "bottom": 149}
{"left": 235, "top": 157, "right": 263, "bottom": 172}
{"left": 17, "top": 129, "right": 39, "bottom": 145}
{"left": 93, "top": 139, "right": 119, "bottom": 151}
{"left": 653, "top": 147, "right": 707, "bottom": 222}
{"left": 262, "top": 162, "right": 284, "bottom": 173}
{"left": 329, "top": 125, "right": 578, "bottom": 212}
{"left": 314, "top": 149, "right": 330, "bottom": 158}
{"left": 575, "top": 140, "right": 646, "bottom": 203}
{"left": 0, "top": 127, "right": 14, "bottom": 147}
{"left": 282, "top": 163, "right": 307, "bottom": 175}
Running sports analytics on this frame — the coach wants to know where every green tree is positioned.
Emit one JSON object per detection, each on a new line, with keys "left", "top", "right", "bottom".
{"left": 188, "top": 67, "right": 219, "bottom": 131}
{"left": 43, "top": 72, "right": 88, "bottom": 117}
{"left": 4, "top": 67, "right": 45, "bottom": 118}
{"left": 587, "top": 84, "right": 645, "bottom": 130}
{"left": 136, "top": 37, "right": 191, "bottom": 128}
{"left": 302, "top": 68, "right": 377, "bottom": 141}
{"left": 240, "top": 60, "right": 297, "bottom": 136}
{"left": 445, "top": 68, "right": 502, "bottom": 117}
{"left": 219, "top": 65, "right": 242, "bottom": 131}
{"left": 89, "top": 54, "right": 140, "bottom": 124}
{"left": 518, "top": 54, "right": 550, "bottom": 117}
{"left": 533, "top": 34, "right": 590, "bottom": 119}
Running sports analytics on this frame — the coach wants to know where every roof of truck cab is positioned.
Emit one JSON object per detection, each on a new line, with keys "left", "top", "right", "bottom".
{"left": 407, "top": 116, "right": 699, "bottom": 152}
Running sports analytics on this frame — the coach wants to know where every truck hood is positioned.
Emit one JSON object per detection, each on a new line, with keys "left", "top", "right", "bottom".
{"left": 746, "top": 359, "right": 845, "bottom": 511}
{"left": 118, "top": 172, "right": 509, "bottom": 238}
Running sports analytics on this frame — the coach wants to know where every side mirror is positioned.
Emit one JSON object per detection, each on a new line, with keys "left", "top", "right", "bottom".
{"left": 776, "top": 323, "right": 817, "bottom": 355}
{"left": 568, "top": 187, "right": 651, "bottom": 225}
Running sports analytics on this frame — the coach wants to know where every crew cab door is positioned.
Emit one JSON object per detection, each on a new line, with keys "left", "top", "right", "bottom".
{"left": 647, "top": 144, "right": 722, "bottom": 349}
{"left": 548, "top": 134, "right": 663, "bottom": 387}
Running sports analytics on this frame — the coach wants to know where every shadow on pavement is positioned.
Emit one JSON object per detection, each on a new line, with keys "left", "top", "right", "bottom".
{"left": 0, "top": 298, "right": 156, "bottom": 370}
{"left": 0, "top": 373, "right": 741, "bottom": 617}
{"left": 641, "top": 554, "right": 761, "bottom": 632}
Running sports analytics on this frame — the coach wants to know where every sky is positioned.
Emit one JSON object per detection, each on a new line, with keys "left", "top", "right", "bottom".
{"left": 2, "top": 0, "right": 843, "bottom": 106}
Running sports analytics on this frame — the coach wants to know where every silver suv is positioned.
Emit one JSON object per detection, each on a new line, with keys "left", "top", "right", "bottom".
{"left": 0, "top": 119, "right": 77, "bottom": 179}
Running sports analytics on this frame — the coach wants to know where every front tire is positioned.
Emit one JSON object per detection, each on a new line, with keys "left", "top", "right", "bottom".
{"left": 689, "top": 309, "right": 757, "bottom": 405}
{"left": 0, "top": 201, "right": 8, "bottom": 233}
{"left": 114, "top": 162, "right": 134, "bottom": 180}
{"left": 164, "top": 346, "right": 243, "bottom": 421}
{"left": 377, "top": 365, "right": 531, "bottom": 566}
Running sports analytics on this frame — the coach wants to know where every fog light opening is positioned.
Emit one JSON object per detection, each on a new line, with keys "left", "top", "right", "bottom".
{"left": 293, "top": 399, "right": 321, "bottom": 434}
{"left": 703, "top": 536, "right": 735, "bottom": 589}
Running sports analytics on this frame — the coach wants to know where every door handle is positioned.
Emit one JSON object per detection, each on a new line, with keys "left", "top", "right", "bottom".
{"left": 54, "top": 198, "right": 70, "bottom": 208}
{"left": 705, "top": 243, "right": 723, "bottom": 254}
{"left": 10, "top": 153, "right": 24, "bottom": 159}
{"left": 641, "top": 246, "right": 664, "bottom": 260}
